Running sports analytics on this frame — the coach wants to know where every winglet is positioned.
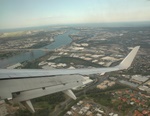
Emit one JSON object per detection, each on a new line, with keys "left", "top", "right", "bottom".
{"left": 118, "top": 46, "right": 140, "bottom": 69}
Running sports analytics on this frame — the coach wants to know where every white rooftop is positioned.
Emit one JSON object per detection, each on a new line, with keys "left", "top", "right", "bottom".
{"left": 7, "top": 63, "right": 22, "bottom": 69}
{"left": 131, "top": 75, "right": 149, "bottom": 82}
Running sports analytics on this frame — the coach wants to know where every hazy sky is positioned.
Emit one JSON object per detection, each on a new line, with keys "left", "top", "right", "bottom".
{"left": 0, "top": 0, "right": 150, "bottom": 29}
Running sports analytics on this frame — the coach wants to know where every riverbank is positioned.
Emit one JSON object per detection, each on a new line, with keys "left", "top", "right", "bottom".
{"left": 0, "top": 29, "right": 77, "bottom": 68}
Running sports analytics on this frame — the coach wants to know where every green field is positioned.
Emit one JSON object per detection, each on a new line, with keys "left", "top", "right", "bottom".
{"left": 49, "top": 56, "right": 104, "bottom": 68}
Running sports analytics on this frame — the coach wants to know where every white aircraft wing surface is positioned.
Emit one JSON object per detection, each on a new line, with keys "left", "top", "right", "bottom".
{"left": 0, "top": 46, "right": 140, "bottom": 79}
{"left": 0, "top": 46, "right": 140, "bottom": 113}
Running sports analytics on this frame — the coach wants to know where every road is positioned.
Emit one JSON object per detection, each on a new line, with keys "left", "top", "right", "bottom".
{"left": 50, "top": 74, "right": 109, "bottom": 116}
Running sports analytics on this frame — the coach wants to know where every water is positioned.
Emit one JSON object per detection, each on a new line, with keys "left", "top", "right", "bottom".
{"left": 0, "top": 29, "right": 77, "bottom": 68}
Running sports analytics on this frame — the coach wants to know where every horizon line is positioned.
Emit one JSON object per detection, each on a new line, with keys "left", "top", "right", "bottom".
{"left": 0, "top": 21, "right": 150, "bottom": 32}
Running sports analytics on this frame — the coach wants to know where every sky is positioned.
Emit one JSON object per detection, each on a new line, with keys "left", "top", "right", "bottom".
{"left": 0, "top": 0, "right": 150, "bottom": 29}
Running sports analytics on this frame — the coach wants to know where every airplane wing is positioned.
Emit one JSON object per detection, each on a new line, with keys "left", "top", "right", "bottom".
{"left": 0, "top": 46, "right": 140, "bottom": 113}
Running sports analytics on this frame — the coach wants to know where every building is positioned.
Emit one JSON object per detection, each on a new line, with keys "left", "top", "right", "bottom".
{"left": 119, "top": 80, "right": 138, "bottom": 88}
{"left": 130, "top": 75, "right": 149, "bottom": 84}
{"left": 66, "top": 111, "right": 72, "bottom": 115}
{"left": 96, "top": 113, "right": 102, "bottom": 116}
{"left": 38, "top": 61, "right": 48, "bottom": 66}
{"left": 109, "top": 77, "right": 117, "bottom": 81}
{"left": 138, "top": 85, "right": 150, "bottom": 93}
{"left": 122, "top": 75, "right": 130, "bottom": 79}
{"left": 97, "top": 80, "right": 116, "bottom": 89}
{"left": 86, "top": 111, "right": 92, "bottom": 116}
{"left": 145, "top": 80, "right": 150, "bottom": 87}
{"left": 7, "top": 63, "right": 22, "bottom": 69}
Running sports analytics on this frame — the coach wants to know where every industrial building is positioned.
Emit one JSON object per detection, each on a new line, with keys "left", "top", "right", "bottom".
{"left": 130, "top": 75, "right": 149, "bottom": 84}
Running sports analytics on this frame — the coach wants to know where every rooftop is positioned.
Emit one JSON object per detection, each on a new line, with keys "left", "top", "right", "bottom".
{"left": 131, "top": 75, "right": 149, "bottom": 82}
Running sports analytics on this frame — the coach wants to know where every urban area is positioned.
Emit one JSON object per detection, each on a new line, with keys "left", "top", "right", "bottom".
{"left": 0, "top": 26, "right": 150, "bottom": 116}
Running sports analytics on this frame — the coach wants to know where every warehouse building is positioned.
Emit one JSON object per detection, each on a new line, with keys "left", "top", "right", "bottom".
{"left": 130, "top": 75, "right": 149, "bottom": 84}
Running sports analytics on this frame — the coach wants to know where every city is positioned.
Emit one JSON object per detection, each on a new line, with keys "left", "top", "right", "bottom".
{"left": 0, "top": 26, "right": 150, "bottom": 116}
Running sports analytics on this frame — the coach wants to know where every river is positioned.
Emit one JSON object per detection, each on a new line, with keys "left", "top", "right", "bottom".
{"left": 0, "top": 29, "right": 77, "bottom": 68}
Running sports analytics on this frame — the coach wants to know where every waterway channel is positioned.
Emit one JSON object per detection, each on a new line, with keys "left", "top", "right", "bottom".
{"left": 0, "top": 29, "right": 77, "bottom": 68}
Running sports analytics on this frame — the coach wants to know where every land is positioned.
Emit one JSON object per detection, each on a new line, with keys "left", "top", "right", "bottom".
{"left": 0, "top": 26, "right": 150, "bottom": 116}
{"left": 0, "top": 29, "right": 66, "bottom": 59}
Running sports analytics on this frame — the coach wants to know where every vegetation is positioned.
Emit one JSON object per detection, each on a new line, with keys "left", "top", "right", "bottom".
{"left": 32, "top": 92, "right": 65, "bottom": 105}
{"left": 28, "top": 41, "right": 52, "bottom": 49}
{"left": 87, "top": 84, "right": 128, "bottom": 106}
{"left": 89, "top": 93, "right": 112, "bottom": 106}
{"left": 86, "top": 84, "right": 141, "bottom": 115}
{"left": 49, "top": 56, "right": 104, "bottom": 67}
{"left": 14, "top": 108, "right": 49, "bottom": 116}
{"left": 87, "top": 84, "right": 128, "bottom": 94}
{"left": 14, "top": 92, "right": 65, "bottom": 116}
{"left": 22, "top": 60, "right": 41, "bottom": 69}
{"left": 0, "top": 51, "right": 20, "bottom": 59}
